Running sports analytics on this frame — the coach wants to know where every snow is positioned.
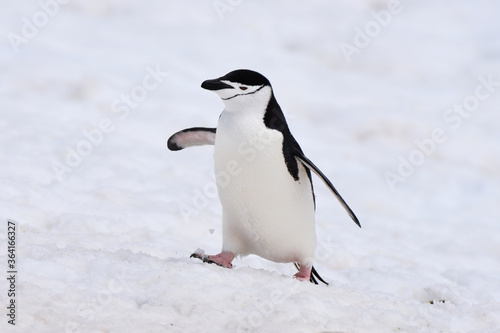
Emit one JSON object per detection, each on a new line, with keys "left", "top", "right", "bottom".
{"left": 1, "top": 0, "right": 500, "bottom": 332}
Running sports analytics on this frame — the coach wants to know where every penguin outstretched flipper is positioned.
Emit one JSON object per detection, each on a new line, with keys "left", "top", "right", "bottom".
{"left": 294, "top": 150, "right": 361, "bottom": 228}
{"left": 167, "top": 127, "right": 216, "bottom": 151}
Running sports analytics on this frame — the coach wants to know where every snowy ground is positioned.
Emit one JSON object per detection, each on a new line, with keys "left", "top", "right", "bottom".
{"left": 1, "top": 0, "right": 500, "bottom": 332}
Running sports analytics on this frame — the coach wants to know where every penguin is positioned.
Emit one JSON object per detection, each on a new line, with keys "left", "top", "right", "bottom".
{"left": 167, "top": 69, "right": 360, "bottom": 284}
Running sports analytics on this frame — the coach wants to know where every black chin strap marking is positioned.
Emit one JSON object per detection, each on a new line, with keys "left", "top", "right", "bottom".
{"left": 221, "top": 84, "right": 266, "bottom": 100}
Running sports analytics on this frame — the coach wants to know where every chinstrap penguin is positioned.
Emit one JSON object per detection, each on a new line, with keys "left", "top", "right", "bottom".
{"left": 167, "top": 69, "right": 360, "bottom": 284}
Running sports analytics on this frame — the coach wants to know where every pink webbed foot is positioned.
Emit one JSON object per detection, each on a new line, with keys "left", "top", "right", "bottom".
{"left": 190, "top": 250, "right": 235, "bottom": 268}
{"left": 294, "top": 263, "right": 329, "bottom": 285}
{"left": 293, "top": 264, "right": 312, "bottom": 282}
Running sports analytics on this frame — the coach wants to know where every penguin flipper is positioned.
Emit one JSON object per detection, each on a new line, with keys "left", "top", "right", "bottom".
{"left": 167, "top": 127, "right": 216, "bottom": 151}
{"left": 294, "top": 152, "right": 361, "bottom": 228}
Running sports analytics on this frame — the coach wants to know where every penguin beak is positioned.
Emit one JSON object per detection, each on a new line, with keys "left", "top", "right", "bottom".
{"left": 201, "top": 79, "right": 234, "bottom": 91}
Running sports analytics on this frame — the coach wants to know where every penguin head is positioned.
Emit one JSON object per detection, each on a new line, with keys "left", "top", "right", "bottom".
{"left": 202, "top": 69, "right": 273, "bottom": 112}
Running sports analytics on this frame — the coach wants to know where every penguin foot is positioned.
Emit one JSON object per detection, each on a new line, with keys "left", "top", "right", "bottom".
{"left": 190, "top": 251, "right": 235, "bottom": 268}
{"left": 293, "top": 264, "right": 312, "bottom": 282}
{"left": 294, "top": 263, "right": 329, "bottom": 285}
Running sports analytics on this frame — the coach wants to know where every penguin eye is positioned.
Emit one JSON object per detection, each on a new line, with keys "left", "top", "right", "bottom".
{"left": 239, "top": 86, "right": 248, "bottom": 90}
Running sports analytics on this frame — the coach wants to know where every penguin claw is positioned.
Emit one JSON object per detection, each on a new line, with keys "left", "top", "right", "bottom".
{"left": 190, "top": 252, "right": 207, "bottom": 261}
{"left": 190, "top": 251, "right": 234, "bottom": 268}
{"left": 190, "top": 252, "right": 224, "bottom": 267}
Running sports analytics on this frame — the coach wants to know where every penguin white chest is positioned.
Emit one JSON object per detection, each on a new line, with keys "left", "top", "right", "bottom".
{"left": 214, "top": 111, "right": 316, "bottom": 264}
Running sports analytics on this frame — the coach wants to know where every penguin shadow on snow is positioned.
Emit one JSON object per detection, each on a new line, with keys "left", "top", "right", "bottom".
{"left": 167, "top": 69, "right": 361, "bottom": 285}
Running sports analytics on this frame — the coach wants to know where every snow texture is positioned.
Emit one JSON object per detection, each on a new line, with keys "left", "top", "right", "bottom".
{"left": 1, "top": 0, "right": 500, "bottom": 332}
